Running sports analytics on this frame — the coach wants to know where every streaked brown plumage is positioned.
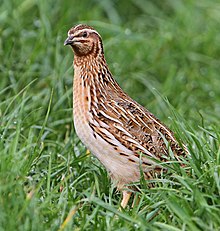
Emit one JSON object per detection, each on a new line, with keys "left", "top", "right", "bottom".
{"left": 64, "top": 24, "right": 188, "bottom": 208}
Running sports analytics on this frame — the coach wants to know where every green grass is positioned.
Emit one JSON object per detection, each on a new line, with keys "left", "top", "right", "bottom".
{"left": 0, "top": 0, "right": 220, "bottom": 230}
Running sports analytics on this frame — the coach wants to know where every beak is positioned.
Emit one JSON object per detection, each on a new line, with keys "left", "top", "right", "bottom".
{"left": 64, "top": 36, "right": 74, "bottom": 46}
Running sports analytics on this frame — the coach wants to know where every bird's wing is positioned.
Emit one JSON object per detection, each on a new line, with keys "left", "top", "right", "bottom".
{"left": 89, "top": 87, "right": 186, "bottom": 166}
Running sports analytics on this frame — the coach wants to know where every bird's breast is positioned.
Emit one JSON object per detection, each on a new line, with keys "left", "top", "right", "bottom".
{"left": 72, "top": 67, "right": 142, "bottom": 186}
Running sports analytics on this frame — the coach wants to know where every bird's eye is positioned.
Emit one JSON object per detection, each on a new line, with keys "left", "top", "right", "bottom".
{"left": 82, "top": 32, "right": 88, "bottom": 38}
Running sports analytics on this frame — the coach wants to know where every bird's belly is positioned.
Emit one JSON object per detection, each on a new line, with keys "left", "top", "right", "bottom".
{"left": 73, "top": 96, "right": 140, "bottom": 187}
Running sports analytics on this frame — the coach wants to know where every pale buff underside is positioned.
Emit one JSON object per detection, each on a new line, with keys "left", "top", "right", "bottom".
{"left": 73, "top": 65, "right": 141, "bottom": 189}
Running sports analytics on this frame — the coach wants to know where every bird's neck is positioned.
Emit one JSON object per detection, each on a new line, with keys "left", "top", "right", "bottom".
{"left": 73, "top": 54, "right": 124, "bottom": 103}
{"left": 74, "top": 53, "right": 105, "bottom": 70}
{"left": 73, "top": 54, "right": 117, "bottom": 86}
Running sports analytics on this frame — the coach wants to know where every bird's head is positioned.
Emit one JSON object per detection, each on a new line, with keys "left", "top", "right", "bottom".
{"left": 64, "top": 24, "right": 104, "bottom": 57}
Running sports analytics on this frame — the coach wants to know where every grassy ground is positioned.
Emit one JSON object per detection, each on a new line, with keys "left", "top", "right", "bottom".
{"left": 0, "top": 0, "right": 220, "bottom": 230}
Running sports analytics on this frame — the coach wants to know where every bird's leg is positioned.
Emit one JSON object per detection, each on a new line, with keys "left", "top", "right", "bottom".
{"left": 120, "top": 190, "right": 132, "bottom": 208}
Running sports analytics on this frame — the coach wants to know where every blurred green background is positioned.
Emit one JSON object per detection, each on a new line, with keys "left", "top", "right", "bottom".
{"left": 0, "top": 0, "right": 220, "bottom": 230}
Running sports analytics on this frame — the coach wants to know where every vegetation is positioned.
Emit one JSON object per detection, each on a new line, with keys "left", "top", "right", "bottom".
{"left": 0, "top": 0, "right": 219, "bottom": 230}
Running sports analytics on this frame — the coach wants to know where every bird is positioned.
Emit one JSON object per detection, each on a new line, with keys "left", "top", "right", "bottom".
{"left": 64, "top": 24, "right": 188, "bottom": 208}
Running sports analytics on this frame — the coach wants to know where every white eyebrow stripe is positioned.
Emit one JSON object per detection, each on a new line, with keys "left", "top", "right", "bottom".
{"left": 68, "top": 28, "right": 101, "bottom": 38}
